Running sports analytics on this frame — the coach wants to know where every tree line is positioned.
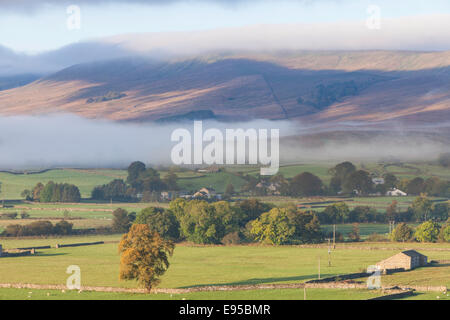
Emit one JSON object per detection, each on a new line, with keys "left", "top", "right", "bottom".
{"left": 391, "top": 220, "right": 450, "bottom": 243}
{"left": 111, "top": 195, "right": 449, "bottom": 245}
{"left": 111, "top": 199, "right": 323, "bottom": 246}
{"left": 91, "top": 161, "right": 178, "bottom": 201}
{"left": 315, "top": 196, "right": 448, "bottom": 224}
{"left": 240, "top": 161, "right": 450, "bottom": 197}
{"left": 1, "top": 220, "right": 73, "bottom": 237}
{"left": 22, "top": 181, "right": 81, "bottom": 203}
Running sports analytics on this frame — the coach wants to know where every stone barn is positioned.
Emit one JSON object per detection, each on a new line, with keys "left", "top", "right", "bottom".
{"left": 376, "top": 250, "right": 428, "bottom": 271}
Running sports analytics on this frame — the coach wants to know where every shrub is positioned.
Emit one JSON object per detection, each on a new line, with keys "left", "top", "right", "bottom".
{"left": 367, "top": 233, "right": 389, "bottom": 242}
{"left": 25, "top": 221, "right": 54, "bottom": 236}
{"left": 221, "top": 232, "right": 241, "bottom": 245}
{"left": 347, "top": 223, "right": 361, "bottom": 242}
{"left": 112, "top": 208, "right": 132, "bottom": 233}
{"left": 439, "top": 224, "right": 450, "bottom": 243}
{"left": 0, "top": 212, "right": 18, "bottom": 220}
{"left": 391, "top": 223, "right": 414, "bottom": 242}
{"left": 54, "top": 220, "right": 73, "bottom": 235}
{"left": 415, "top": 221, "right": 441, "bottom": 243}
{"left": 2, "top": 224, "right": 23, "bottom": 237}
{"left": 20, "top": 211, "right": 30, "bottom": 219}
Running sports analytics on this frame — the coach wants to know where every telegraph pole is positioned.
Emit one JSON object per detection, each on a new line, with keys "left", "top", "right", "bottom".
{"left": 327, "top": 238, "right": 332, "bottom": 267}
{"left": 318, "top": 257, "right": 321, "bottom": 280}
{"left": 333, "top": 224, "right": 336, "bottom": 249}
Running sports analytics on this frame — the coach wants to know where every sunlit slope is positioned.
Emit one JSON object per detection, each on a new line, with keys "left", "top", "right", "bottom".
{"left": 0, "top": 51, "right": 449, "bottom": 123}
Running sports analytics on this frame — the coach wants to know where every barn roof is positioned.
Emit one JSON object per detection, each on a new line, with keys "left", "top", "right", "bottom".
{"left": 377, "top": 250, "right": 427, "bottom": 265}
{"left": 401, "top": 250, "right": 427, "bottom": 258}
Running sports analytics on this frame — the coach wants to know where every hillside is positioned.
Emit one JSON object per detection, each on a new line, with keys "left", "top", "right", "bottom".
{"left": 0, "top": 51, "right": 449, "bottom": 124}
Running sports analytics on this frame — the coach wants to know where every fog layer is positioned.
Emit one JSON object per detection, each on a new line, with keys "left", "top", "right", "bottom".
{"left": 0, "top": 115, "right": 447, "bottom": 169}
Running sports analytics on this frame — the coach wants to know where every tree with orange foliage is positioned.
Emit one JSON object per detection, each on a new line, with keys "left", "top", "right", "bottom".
{"left": 118, "top": 224, "right": 174, "bottom": 292}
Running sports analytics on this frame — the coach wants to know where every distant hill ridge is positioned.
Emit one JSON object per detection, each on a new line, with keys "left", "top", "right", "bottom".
{"left": 0, "top": 50, "right": 449, "bottom": 124}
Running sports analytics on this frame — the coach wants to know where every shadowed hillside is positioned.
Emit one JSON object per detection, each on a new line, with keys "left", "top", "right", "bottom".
{"left": 0, "top": 51, "right": 448, "bottom": 124}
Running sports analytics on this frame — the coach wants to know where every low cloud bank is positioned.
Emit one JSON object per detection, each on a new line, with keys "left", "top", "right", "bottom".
{"left": 0, "top": 115, "right": 447, "bottom": 169}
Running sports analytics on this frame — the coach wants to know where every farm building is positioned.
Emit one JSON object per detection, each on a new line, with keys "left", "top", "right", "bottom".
{"left": 160, "top": 191, "right": 178, "bottom": 201}
{"left": 193, "top": 187, "right": 217, "bottom": 199}
{"left": 376, "top": 250, "right": 428, "bottom": 271}
{"left": 197, "top": 166, "right": 220, "bottom": 173}
{"left": 372, "top": 178, "right": 385, "bottom": 185}
{"left": 386, "top": 188, "right": 407, "bottom": 196}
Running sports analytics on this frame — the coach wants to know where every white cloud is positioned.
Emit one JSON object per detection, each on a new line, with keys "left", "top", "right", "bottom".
{"left": 106, "top": 14, "right": 450, "bottom": 53}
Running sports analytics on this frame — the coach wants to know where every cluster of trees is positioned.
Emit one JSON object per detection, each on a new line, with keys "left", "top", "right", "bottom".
{"left": 111, "top": 199, "right": 324, "bottom": 245}
{"left": 91, "top": 161, "right": 179, "bottom": 201}
{"left": 0, "top": 211, "right": 30, "bottom": 219}
{"left": 298, "top": 81, "right": 360, "bottom": 110}
{"left": 250, "top": 207, "right": 322, "bottom": 245}
{"left": 22, "top": 182, "right": 81, "bottom": 203}
{"left": 110, "top": 194, "right": 448, "bottom": 245}
{"left": 391, "top": 220, "right": 450, "bottom": 243}
{"left": 397, "top": 177, "right": 449, "bottom": 197}
{"left": 1, "top": 220, "right": 73, "bottom": 237}
{"left": 92, "top": 179, "right": 131, "bottom": 202}
{"left": 316, "top": 196, "right": 448, "bottom": 224}
{"left": 240, "top": 161, "right": 450, "bottom": 197}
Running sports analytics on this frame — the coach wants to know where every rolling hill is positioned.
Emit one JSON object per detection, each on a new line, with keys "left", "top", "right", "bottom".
{"left": 0, "top": 50, "right": 449, "bottom": 124}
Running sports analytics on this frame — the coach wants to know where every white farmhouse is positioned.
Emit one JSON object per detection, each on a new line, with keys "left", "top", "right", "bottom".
{"left": 372, "top": 178, "right": 385, "bottom": 185}
{"left": 386, "top": 188, "right": 407, "bottom": 196}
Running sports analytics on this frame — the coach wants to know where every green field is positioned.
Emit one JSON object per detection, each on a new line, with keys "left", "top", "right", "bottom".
{"left": 0, "top": 162, "right": 448, "bottom": 300}
{"left": 0, "top": 161, "right": 448, "bottom": 200}
{"left": 176, "top": 171, "right": 247, "bottom": 193}
{"left": 1, "top": 287, "right": 447, "bottom": 300}
{"left": 1, "top": 236, "right": 449, "bottom": 290}
{"left": 0, "top": 287, "right": 386, "bottom": 300}
{"left": 0, "top": 169, "right": 127, "bottom": 200}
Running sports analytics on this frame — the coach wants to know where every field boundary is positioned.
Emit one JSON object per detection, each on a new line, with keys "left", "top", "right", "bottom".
{"left": 0, "top": 282, "right": 446, "bottom": 295}
{"left": 294, "top": 244, "right": 450, "bottom": 252}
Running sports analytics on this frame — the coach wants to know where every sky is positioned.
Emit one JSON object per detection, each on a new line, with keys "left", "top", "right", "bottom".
{"left": 1, "top": 0, "right": 450, "bottom": 53}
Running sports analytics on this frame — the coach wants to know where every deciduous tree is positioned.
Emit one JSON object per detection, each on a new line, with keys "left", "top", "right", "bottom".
{"left": 415, "top": 221, "right": 441, "bottom": 243}
{"left": 119, "top": 224, "right": 174, "bottom": 291}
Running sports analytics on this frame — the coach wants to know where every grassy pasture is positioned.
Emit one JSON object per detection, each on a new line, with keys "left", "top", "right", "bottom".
{"left": 322, "top": 223, "right": 391, "bottom": 239}
{"left": 0, "top": 218, "right": 112, "bottom": 230}
{"left": 0, "top": 169, "right": 126, "bottom": 200}
{"left": 0, "top": 161, "right": 447, "bottom": 201}
{"left": 0, "top": 237, "right": 449, "bottom": 290}
{"left": 0, "top": 287, "right": 385, "bottom": 300}
{"left": 176, "top": 171, "right": 247, "bottom": 193}
{"left": 0, "top": 286, "right": 446, "bottom": 300}
{"left": 0, "top": 287, "right": 387, "bottom": 300}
